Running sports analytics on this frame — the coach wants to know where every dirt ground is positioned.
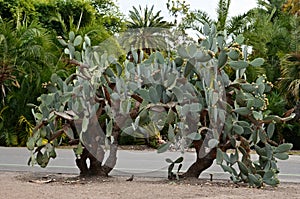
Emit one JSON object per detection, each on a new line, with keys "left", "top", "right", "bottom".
{"left": 0, "top": 172, "right": 299, "bottom": 199}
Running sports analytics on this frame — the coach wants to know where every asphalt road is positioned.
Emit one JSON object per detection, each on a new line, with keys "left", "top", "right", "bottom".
{"left": 0, "top": 147, "right": 299, "bottom": 183}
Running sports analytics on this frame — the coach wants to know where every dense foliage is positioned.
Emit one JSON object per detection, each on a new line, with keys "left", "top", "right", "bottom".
{"left": 0, "top": 0, "right": 124, "bottom": 146}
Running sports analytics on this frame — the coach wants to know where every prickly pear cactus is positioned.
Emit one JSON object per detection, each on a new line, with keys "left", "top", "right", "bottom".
{"left": 27, "top": 24, "right": 294, "bottom": 187}
{"left": 27, "top": 31, "right": 119, "bottom": 175}
{"left": 114, "top": 23, "right": 295, "bottom": 187}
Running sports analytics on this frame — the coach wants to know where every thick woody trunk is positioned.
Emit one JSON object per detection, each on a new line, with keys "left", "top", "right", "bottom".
{"left": 182, "top": 139, "right": 217, "bottom": 178}
{"left": 182, "top": 136, "right": 234, "bottom": 178}
{"left": 182, "top": 148, "right": 216, "bottom": 178}
{"left": 76, "top": 126, "right": 119, "bottom": 177}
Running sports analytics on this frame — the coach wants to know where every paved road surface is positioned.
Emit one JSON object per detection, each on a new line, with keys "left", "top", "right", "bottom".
{"left": 0, "top": 147, "right": 299, "bottom": 183}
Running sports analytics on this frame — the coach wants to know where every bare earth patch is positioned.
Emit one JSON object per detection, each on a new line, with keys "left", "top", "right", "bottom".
{"left": 0, "top": 171, "right": 299, "bottom": 199}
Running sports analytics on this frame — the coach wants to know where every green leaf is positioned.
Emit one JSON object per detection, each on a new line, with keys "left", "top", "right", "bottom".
{"left": 253, "top": 98, "right": 264, "bottom": 108}
{"left": 58, "top": 38, "right": 68, "bottom": 46}
{"left": 36, "top": 138, "right": 45, "bottom": 147}
{"left": 208, "top": 139, "right": 219, "bottom": 148}
{"left": 167, "top": 125, "right": 175, "bottom": 142}
{"left": 233, "top": 124, "right": 244, "bottom": 135}
{"left": 217, "top": 35, "right": 224, "bottom": 49}
{"left": 218, "top": 50, "right": 228, "bottom": 67}
{"left": 248, "top": 174, "right": 262, "bottom": 187}
{"left": 194, "top": 51, "right": 212, "bottom": 62}
{"left": 234, "top": 107, "right": 250, "bottom": 116}
{"left": 237, "top": 121, "right": 250, "bottom": 128}
{"left": 73, "top": 35, "right": 83, "bottom": 46}
{"left": 27, "top": 137, "right": 35, "bottom": 151}
{"left": 216, "top": 148, "right": 223, "bottom": 165}
{"left": 255, "top": 145, "right": 266, "bottom": 157}
{"left": 178, "top": 45, "right": 189, "bottom": 58}
{"left": 259, "top": 130, "right": 267, "bottom": 143}
{"left": 174, "top": 157, "right": 184, "bottom": 163}
{"left": 184, "top": 61, "right": 194, "bottom": 77}
{"left": 228, "top": 49, "right": 239, "bottom": 61}
{"left": 253, "top": 111, "right": 263, "bottom": 120}
{"left": 275, "top": 143, "right": 293, "bottom": 153}
{"left": 174, "top": 57, "right": 184, "bottom": 67}
{"left": 69, "top": 31, "right": 75, "bottom": 41}
{"left": 74, "top": 51, "right": 81, "bottom": 61}
{"left": 265, "top": 143, "right": 273, "bottom": 159}
{"left": 157, "top": 142, "right": 171, "bottom": 153}
{"left": 258, "top": 83, "right": 265, "bottom": 95}
{"left": 54, "top": 111, "right": 73, "bottom": 121}
{"left": 221, "top": 164, "right": 234, "bottom": 174}
{"left": 274, "top": 153, "right": 289, "bottom": 160}
{"left": 106, "top": 120, "right": 113, "bottom": 137}
{"left": 235, "top": 34, "right": 244, "bottom": 44}
{"left": 84, "top": 35, "right": 91, "bottom": 46}
{"left": 264, "top": 178, "right": 279, "bottom": 186}
{"left": 177, "top": 163, "right": 183, "bottom": 173}
{"left": 229, "top": 61, "right": 249, "bottom": 70}
{"left": 241, "top": 84, "right": 256, "bottom": 92}
{"left": 230, "top": 175, "right": 240, "bottom": 183}
{"left": 168, "top": 163, "right": 174, "bottom": 175}
{"left": 74, "top": 142, "right": 83, "bottom": 156}
{"left": 166, "top": 109, "right": 176, "bottom": 124}
{"left": 138, "top": 89, "right": 151, "bottom": 103}
{"left": 187, "top": 132, "right": 201, "bottom": 140}
{"left": 203, "top": 23, "right": 210, "bottom": 35}
{"left": 156, "top": 52, "right": 164, "bottom": 64}
{"left": 237, "top": 161, "right": 249, "bottom": 175}
{"left": 187, "top": 43, "right": 197, "bottom": 57}
{"left": 172, "top": 86, "right": 184, "bottom": 103}
{"left": 36, "top": 151, "right": 43, "bottom": 165}
{"left": 49, "top": 149, "right": 56, "bottom": 158}
{"left": 223, "top": 152, "right": 231, "bottom": 163}
{"left": 211, "top": 91, "right": 219, "bottom": 105}
{"left": 267, "top": 123, "right": 275, "bottom": 139}
{"left": 250, "top": 58, "right": 264, "bottom": 67}
{"left": 149, "top": 87, "right": 159, "bottom": 103}
{"left": 82, "top": 117, "right": 89, "bottom": 133}
{"left": 230, "top": 150, "right": 239, "bottom": 164}
{"left": 116, "top": 63, "right": 122, "bottom": 77}
{"left": 42, "top": 152, "right": 49, "bottom": 164}
{"left": 68, "top": 44, "right": 75, "bottom": 57}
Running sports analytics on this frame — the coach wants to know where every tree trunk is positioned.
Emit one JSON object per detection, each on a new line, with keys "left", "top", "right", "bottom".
{"left": 182, "top": 148, "right": 216, "bottom": 178}
{"left": 75, "top": 148, "right": 89, "bottom": 176}
{"left": 75, "top": 126, "right": 119, "bottom": 177}
{"left": 182, "top": 136, "right": 233, "bottom": 178}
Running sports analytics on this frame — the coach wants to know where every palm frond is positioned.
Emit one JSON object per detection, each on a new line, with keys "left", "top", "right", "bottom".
{"left": 279, "top": 53, "right": 300, "bottom": 104}
{"left": 216, "top": 0, "right": 231, "bottom": 31}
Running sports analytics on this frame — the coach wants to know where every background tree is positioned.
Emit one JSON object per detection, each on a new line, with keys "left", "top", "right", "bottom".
{"left": 243, "top": 0, "right": 300, "bottom": 146}
{"left": 90, "top": 0, "right": 125, "bottom": 33}
{"left": 121, "top": 5, "right": 173, "bottom": 60}
{"left": 0, "top": 20, "right": 58, "bottom": 146}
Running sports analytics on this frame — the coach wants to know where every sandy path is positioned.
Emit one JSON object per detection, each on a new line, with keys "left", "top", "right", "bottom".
{"left": 0, "top": 172, "right": 299, "bottom": 199}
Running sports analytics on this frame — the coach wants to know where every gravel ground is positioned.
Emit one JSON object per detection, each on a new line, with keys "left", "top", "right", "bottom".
{"left": 0, "top": 171, "right": 299, "bottom": 199}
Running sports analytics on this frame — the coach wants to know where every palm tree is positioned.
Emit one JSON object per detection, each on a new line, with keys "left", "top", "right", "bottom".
{"left": 179, "top": 0, "right": 244, "bottom": 35}
{"left": 0, "top": 19, "right": 58, "bottom": 146}
{"left": 120, "top": 5, "right": 173, "bottom": 61}
{"left": 127, "top": 5, "right": 172, "bottom": 29}
{"left": 242, "top": 0, "right": 298, "bottom": 83}
{"left": 279, "top": 53, "right": 300, "bottom": 105}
